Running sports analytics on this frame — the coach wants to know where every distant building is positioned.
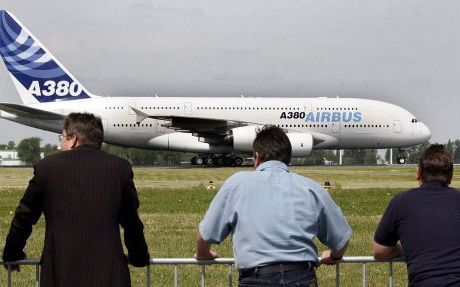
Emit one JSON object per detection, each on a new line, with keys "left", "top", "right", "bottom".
{"left": 0, "top": 148, "right": 44, "bottom": 166}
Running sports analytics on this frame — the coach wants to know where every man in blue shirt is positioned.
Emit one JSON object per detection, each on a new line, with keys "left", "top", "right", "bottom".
{"left": 374, "top": 145, "right": 460, "bottom": 286}
{"left": 195, "top": 125, "right": 352, "bottom": 286}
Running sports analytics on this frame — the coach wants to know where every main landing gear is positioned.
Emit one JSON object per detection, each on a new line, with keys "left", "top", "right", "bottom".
{"left": 191, "top": 155, "right": 244, "bottom": 167}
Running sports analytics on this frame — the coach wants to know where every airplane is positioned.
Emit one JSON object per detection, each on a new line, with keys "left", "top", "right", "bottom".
{"left": 0, "top": 10, "right": 431, "bottom": 166}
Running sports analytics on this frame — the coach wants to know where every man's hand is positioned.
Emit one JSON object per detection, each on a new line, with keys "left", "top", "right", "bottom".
{"left": 194, "top": 250, "right": 219, "bottom": 260}
{"left": 195, "top": 232, "right": 219, "bottom": 260}
{"left": 3, "top": 264, "right": 20, "bottom": 272}
{"left": 319, "top": 242, "right": 348, "bottom": 266}
{"left": 3, "top": 253, "right": 26, "bottom": 272}
{"left": 319, "top": 250, "right": 342, "bottom": 265}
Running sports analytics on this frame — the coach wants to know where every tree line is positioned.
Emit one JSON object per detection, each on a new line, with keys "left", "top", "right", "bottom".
{"left": 1, "top": 137, "right": 194, "bottom": 166}
{"left": 3, "top": 137, "right": 460, "bottom": 166}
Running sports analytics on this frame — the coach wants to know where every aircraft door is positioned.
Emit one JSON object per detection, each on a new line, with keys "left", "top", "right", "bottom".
{"left": 184, "top": 102, "right": 192, "bottom": 115}
{"left": 393, "top": 120, "right": 401, "bottom": 133}
{"left": 102, "top": 119, "right": 108, "bottom": 132}
{"left": 303, "top": 105, "right": 311, "bottom": 126}
{"left": 332, "top": 122, "right": 340, "bottom": 134}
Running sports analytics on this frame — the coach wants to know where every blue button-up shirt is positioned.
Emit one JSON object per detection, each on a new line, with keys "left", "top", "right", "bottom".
{"left": 199, "top": 160, "right": 352, "bottom": 269}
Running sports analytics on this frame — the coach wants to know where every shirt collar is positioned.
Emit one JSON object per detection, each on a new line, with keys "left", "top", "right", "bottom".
{"left": 256, "top": 160, "right": 289, "bottom": 172}
{"left": 420, "top": 181, "right": 449, "bottom": 188}
{"left": 74, "top": 144, "right": 98, "bottom": 151}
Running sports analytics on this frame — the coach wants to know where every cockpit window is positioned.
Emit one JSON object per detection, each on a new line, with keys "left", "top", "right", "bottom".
{"left": 411, "top": 119, "right": 418, "bottom": 123}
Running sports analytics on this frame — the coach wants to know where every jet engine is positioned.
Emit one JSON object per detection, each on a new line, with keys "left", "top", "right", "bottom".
{"left": 226, "top": 126, "right": 261, "bottom": 152}
{"left": 148, "top": 132, "right": 231, "bottom": 153}
{"left": 286, "top": 132, "right": 313, "bottom": 157}
{"left": 226, "top": 126, "right": 314, "bottom": 157}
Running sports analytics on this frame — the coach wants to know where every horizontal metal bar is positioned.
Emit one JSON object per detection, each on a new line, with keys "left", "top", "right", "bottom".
{"left": 0, "top": 259, "right": 41, "bottom": 265}
{"left": 0, "top": 256, "right": 406, "bottom": 266}
{"left": 150, "top": 258, "right": 235, "bottom": 265}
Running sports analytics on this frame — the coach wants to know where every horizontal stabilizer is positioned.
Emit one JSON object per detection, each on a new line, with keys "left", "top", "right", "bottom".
{"left": 0, "top": 103, "right": 64, "bottom": 120}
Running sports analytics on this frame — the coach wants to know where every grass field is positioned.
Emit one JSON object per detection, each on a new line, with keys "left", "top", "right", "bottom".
{"left": 1, "top": 165, "right": 459, "bottom": 286}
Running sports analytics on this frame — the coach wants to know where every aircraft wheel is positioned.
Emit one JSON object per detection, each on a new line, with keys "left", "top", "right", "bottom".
{"left": 205, "top": 157, "right": 214, "bottom": 166}
{"left": 233, "top": 157, "right": 243, "bottom": 166}
{"left": 216, "top": 157, "right": 225, "bottom": 166}
{"left": 397, "top": 157, "right": 406, "bottom": 164}
{"left": 195, "top": 157, "right": 204, "bottom": 165}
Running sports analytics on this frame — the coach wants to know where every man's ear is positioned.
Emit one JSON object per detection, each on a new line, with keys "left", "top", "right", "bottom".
{"left": 416, "top": 166, "right": 421, "bottom": 181}
{"left": 254, "top": 152, "right": 261, "bottom": 168}
{"left": 447, "top": 170, "right": 453, "bottom": 185}
{"left": 71, "top": 136, "right": 79, "bottom": 150}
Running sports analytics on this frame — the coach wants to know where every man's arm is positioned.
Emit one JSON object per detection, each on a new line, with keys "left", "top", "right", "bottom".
{"left": 373, "top": 197, "right": 401, "bottom": 261}
{"left": 316, "top": 188, "right": 352, "bottom": 265}
{"left": 373, "top": 241, "right": 403, "bottom": 260}
{"left": 119, "top": 163, "right": 150, "bottom": 267}
{"left": 194, "top": 232, "right": 219, "bottom": 260}
{"left": 2, "top": 168, "right": 44, "bottom": 271}
{"left": 195, "top": 177, "right": 235, "bottom": 260}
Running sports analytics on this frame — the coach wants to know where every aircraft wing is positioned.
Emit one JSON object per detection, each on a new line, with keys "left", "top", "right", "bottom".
{"left": 0, "top": 103, "right": 64, "bottom": 120}
{"left": 130, "top": 106, "right": 252, "bottom": 137}
{"left": 157, "top": 116, "right": 250, "bottom": 135}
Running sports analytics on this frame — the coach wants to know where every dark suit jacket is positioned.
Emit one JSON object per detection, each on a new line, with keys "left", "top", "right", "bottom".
{"left": 2, "top": 145, "right": 149, "bottom": 287}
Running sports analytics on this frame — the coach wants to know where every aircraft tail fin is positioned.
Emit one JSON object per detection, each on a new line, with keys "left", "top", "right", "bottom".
{"left": 0, "top": 10, "right": 95, "bottom": 104}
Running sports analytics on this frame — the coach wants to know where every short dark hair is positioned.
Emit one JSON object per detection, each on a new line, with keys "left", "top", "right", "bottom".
{"left": 252, "top": 125, "right": 291, "bottom": 165}
{"left": 63, "top": 113, "right": 104, "bottom": 149}
{"left": 419, "top": 144, "right": 453, "bottom": 185}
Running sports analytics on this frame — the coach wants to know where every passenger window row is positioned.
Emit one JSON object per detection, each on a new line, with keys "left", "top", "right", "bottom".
{"left": 317, "top": 107, "right": 358, "bottom": 111}
{"left": 278, "top": 124, "right": 328, "bottom": 128}
{"left": 112, "top": 123, "right": 154, "bottom": 127}
{"left": 196, "top": 107, "right": 301, "bottom": 111}
{"left": 344, "top": 124, "right": 389, "bottom": 128}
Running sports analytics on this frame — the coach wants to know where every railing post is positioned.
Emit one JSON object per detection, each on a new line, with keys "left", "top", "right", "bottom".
{"left": 174, "top": 264, "right": 179, "bottom": 287}
{"left": 228, "top": 264, "right": 233, "bottom": 287}
{"left": 35, "top": 264, "right": 40, "bottom": 287}
{"left": 7, "top": 264, "right": 12, "bottom": 287}
{"left": 335, "top": 263, "right": 340, "bottom": 287}
{"left": 388, "top": 262, "right": 393, "bottom": 287}
{"left": 200, "top": 265, "right": 206, "bottom": 287}
{"left": 146, "top": 264, "right": 151, "bottom": 287}
{"left": 362, "top": 263, "right": 367, "bottom": 287}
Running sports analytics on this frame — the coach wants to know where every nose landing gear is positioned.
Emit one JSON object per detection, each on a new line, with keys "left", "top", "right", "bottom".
{"left": 396, "top": 149, "right": 406, "bottom": 165}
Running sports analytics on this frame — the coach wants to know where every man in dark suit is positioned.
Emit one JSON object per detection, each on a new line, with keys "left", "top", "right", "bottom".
{"left": 2, "top": 113, "right": 150, "bottom": 287}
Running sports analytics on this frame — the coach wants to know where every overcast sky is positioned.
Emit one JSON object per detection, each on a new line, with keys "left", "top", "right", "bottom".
{"left": 1, "top": 0, "right": 459, "bottom": 146}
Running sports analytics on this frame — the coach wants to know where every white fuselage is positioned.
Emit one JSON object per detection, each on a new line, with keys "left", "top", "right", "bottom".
{"left": 0, "top": 96, "right": 431, "bottom": 155}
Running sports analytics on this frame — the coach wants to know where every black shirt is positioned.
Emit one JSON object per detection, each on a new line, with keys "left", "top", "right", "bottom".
{"left": 375, "top": 182, "right": 460, "bottom": 287}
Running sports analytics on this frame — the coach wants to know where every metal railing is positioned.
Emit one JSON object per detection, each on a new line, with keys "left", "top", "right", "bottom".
{"left": 1, "top": 259, "right": 41, "bottom": 287}
{"left": 1, "top": 256, "right": 405, "bottom": 287}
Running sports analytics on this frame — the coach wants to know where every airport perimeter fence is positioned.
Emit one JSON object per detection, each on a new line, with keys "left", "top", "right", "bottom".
{"left": 1, "top": 256, "right": 405, "bottom": 287}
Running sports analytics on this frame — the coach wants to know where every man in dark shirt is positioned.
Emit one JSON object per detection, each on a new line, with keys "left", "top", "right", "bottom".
{"left": 2, "top": 113, "right": 149, "bottom": 287}
{"left": 373, "top": 144, "right": 460, "bottom": 286}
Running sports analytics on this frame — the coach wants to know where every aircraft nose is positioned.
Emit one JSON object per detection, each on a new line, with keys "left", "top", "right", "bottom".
{"left": 419, "top": 123, "right": 431, "bottom": 142}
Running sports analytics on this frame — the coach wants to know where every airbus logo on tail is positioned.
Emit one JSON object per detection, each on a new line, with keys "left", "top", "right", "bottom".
{"left": 279, "top": 111, "right": 363, "bottom": 122}
{"left": 0, "top": 10, "right": 92, "bottom": 103}
{"left": 28, "top": 80, "right": 83, "bottom": 97}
